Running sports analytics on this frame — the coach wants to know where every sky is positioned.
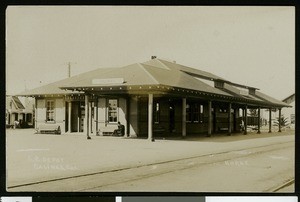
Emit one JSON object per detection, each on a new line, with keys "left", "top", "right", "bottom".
{"left": 6, "top": 6, "right": 295, "bottom": 100}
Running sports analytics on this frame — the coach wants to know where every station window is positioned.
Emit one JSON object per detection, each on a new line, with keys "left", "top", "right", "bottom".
{"left": 186, "top": 103, "right": 192, "bottom": 122}
{"left": 193, "top": 104, "right": 200, "bottom": 122}
{"left": 46, "top": 100, "right": 55, "bottom": 122}
{"left": 153, "top": 102, "right": 160, "bottom": 124}
{"left": 27, "top": 114, "right": 32, "bottom": 123}
{"left": 291, "top": 114, "right": 295, "bottom": 124}
{"left": 187, "top": 103, "right": 204, "bottom": 123}
{"left": 108, "top": 99, "right": 118, "bottom": 123}
{"left": 199, "top": 104, "right": 204, "bottom": 123}
{"left": 214, "top": 81, "right": 224, "bottom": 88}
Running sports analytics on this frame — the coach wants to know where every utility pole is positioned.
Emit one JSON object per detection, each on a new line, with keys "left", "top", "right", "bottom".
{"left": 68, "top": 62, "right": 71, "bottom": 78}
{"left": 67, "top": 62, "right": 76, "bottom": 78}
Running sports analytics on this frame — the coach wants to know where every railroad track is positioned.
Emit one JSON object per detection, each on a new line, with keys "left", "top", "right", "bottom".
{"left": 7, "top": 140, "right": 294, "bottom": 192}
{"left": 267, "top": 178, "right": 295, "bottom": 192}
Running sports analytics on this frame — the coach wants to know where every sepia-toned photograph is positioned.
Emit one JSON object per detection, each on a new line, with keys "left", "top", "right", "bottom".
{"left": 5, "top": 6, "right": 295, "bottom": 192}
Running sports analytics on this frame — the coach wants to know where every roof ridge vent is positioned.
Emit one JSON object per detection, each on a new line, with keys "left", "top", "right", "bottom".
{"left": 151, "top": 56, "right": 157, "bottom": 59}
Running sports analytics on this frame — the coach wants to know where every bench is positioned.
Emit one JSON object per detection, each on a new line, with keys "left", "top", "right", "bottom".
{"left": 97, "top": 125, "right": 119, "bottom": 136}
{"left": 6, "top": 124, "right": 13, "bottom": 129}
{"left": 38, "top": 124, "right": 61, "bottom": 135}
{"left": 153, "top": 125, "right": 165, "bottom": 134}
{"left": 219, "top": 127, "right": 228, "bottom": 132}
{"left": 247, "top": 126, "right": 258, "bottom": 131}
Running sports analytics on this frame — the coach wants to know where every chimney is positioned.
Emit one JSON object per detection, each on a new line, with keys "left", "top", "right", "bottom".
{"left": 151, "top": 56, "right": 157, "bottom": 59}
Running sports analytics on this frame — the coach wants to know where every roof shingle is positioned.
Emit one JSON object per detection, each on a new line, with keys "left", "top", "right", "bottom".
{"left": 15, "top": 58, "right": 289, "bottom": 108}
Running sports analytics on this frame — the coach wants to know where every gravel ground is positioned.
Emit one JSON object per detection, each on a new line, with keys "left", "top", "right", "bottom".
{"left": 6, "top": 128, "right": 294, "bottom": 190}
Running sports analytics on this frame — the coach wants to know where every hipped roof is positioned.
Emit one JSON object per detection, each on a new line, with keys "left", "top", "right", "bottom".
{"left": 60, "top": 62, "right": 232, "bottom": 97}
{"left": 17, "top": 58, "right": 289, "bottom": 108}
{"left": 17, "top": 67, "right": 118, "bottom": 96}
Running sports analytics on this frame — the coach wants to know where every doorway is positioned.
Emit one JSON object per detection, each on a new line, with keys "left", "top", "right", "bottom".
{"left": 212, "top": 108, "right": 216, "bottom": 133}
{"left": 65, "top": 102, "right": 69, "bottom": 132}
{"left": 169, "top": 102, "right": 175, "bottom": 133}
{"left": 71, "top": 102, "right": 79, "bottom": 132}
{"left": 70, "top": 101, "right": 85, "bottom": 132}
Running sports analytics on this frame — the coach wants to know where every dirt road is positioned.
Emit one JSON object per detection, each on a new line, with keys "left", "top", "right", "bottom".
{"left": 6, "top": 129, "right": 294, "bottom": 192}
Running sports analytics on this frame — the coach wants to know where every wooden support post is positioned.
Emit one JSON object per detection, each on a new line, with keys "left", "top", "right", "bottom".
{"left": 96, "top": 97, "right": 98, "bottom": 134}
{"left": 257, "top": 107, "right": 261, "bottom": 134}
{"left": 228, "top": 103, "right": 232, "bottom": 136}
{"left": 89, "top": 102, "right": 92, "bottom": 134}
{"left": 126, "top": 97, "right": 130, "bottom": 137}
{"left": 68, "top": 101, "right": 72, "bottom": 133}
{"left": 278, "top": 108, "right": 282, "bottom": 132}
{"left": 85, "top": 95, "right": 91, "bottom": 139}
{"left": 244, "top": 106, "right": 248, "bottom": 135}
{"left": 77, "top": 117, "right": 80, "bottom": 133}
{"left": 93, "top": 102, "right": 95, "bottom": 133}
{"left": 34, "top": 98, "right": 37, "bottom": 130}
{"left": 182, "top": 98, "right": 187, "bottom": 138}
{"left": 208, "top": 100, "right": 212, "bottom": 137}
{"left": 269, "top": 108, "right": 272, "bottom": 133}
{"left": 148, "top": 94, "right": 153, "bottom": 141}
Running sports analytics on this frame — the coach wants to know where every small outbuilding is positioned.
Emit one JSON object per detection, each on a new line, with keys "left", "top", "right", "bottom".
{"left": 17, "top": 58, "right": 290, "bottom": 139}
{"left": 6, "top": 96, "right": 34, "bottom": 128}
{"left": 281, "top": 93, "right": 295, "bottom": 128}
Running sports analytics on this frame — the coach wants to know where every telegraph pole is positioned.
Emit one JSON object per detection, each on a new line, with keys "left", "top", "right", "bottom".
{"left": 68, "top": 62, "right": 71, "bottom": 78}
{"left": 67, "top": 62, "right": 76, "bottom": 78}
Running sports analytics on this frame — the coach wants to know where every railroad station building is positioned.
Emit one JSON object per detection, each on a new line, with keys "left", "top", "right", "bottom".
{"left": 18, "top": 57, "right": 290, "bottom": 139}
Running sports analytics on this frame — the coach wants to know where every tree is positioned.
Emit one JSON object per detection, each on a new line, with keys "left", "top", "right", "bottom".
{"left": 274, "top": 115, "right": 288, "bottom": 127}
